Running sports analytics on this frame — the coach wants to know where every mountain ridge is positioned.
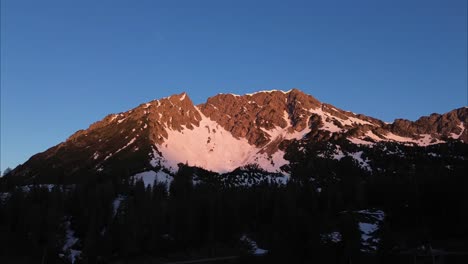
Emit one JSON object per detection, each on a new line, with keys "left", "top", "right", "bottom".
{"left": 3, "top": 89, "right": 467, "bottom": 184}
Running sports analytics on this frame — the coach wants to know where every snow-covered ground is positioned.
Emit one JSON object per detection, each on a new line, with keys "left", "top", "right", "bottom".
{"left": 348, "top": 151, "right": 371, "bottom": 172}
{"left": 61, "top": 219, "right": 81, "bottom": 264}
{"left": 356, "top": 209, "right": 385, "bottom": 252}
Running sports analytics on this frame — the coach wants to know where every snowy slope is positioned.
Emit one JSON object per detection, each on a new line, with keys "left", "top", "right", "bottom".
{"left": 154, "top": 109, "right": 302, "bottom": 173}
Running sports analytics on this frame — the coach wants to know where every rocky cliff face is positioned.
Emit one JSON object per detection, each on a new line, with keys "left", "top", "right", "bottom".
{"left": 4, "top": 89, "right": 467, "bottom": 184}
{"left": 198, "top": 89, "right": 321, "bottom": 146}
{"left": 389, "top": 107, "right": 468, "bottom": 142}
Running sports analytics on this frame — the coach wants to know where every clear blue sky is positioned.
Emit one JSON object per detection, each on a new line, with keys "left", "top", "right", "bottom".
{"left": 1, "top": 0, "right": 467, "bottom": 172}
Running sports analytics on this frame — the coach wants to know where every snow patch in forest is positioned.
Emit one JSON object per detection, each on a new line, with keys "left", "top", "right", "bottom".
{"left": 359, "top": 223, "right": 379, "bottom": 250}
{"left": 356, "top": 209, "right": 385, "bottom": 252}
{"left": 357, "top": 209, "right": 385, "bottom": 221}
{"left": 332, "top": 147, "right": 345, "bottom": 160}
{"left": 224, "top": 172, "right": 290, "bottom": 187}
{"left": 113, "top": 195, "right": 126, "bottom": 216}
{"left": 133, "top": 170, "right": 173, "bottom": 190}
{"left": 321, "top": 231, "right": 342, "bottom": 243}
{"left": 20, "top": 184, "right": 57, "bottom": 192}
{"left": 267, "top": 173, "right": 290, "bottom": 185}
{"left": 349, "top": 151, "right": 371, "bottom": 171}
{"left": 62, "top": 219, "right": 81, "bottom": 264}
{"left": 240, "top": 235, "right": 268, "bottom": 256}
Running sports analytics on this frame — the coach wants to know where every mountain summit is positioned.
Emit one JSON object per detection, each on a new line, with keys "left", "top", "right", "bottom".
{"left": 5, "top": 89, "right": 467, "bottom": 184}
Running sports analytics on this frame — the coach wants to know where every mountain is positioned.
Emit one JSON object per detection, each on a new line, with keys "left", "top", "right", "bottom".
{"left": 3, "top": 89, "right": 467, "bottom": 185}
{"left": 1, "top": 89, "right": 468, "bottom": 263}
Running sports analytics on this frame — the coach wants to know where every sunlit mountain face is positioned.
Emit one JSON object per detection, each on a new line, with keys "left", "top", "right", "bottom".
{"left": 3, "top": 89, "right": 466, "bottom": 184}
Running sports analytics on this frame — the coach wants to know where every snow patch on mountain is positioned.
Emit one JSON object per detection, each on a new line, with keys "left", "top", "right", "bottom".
{"left": 260, "top": 111, "right": 312, "bottom": 141}
{"left": 158, "top": 114, "right": 254, "bottom": 172}
{"left": 365, "top": 131, "right": 384, "bottom": 141}
{"left": 384, "top": 132, "right": 444, "bottom": 146}
{"left": 245, "top": 89, "right": 291, "bottom": 96}
{"left": 309, "top": 107, "right": 342, "bottom": 132}
{"left": 103, "top": 137, "right": 138, "bottom": 162}
{"left": 156, "top": 110, "right": 291, "bottom": 173}
{"left": 348, "top": 138, "right": 374, "bottom": 146}
{"left": 309, "top": 106, "right": 373, "bottom": 132}
{"left": 349, "top": 130, "right": 445, "bottom": 147}
{"left": 450, "top": 122, "right": 465, "bottom": 140}
{"left": 109, "top": 114, "right": 118, "bottom": 122}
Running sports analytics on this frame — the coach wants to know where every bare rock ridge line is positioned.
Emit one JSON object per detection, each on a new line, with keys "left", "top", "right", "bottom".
{"left": 68, "top": 88, "right": 468, "bottom": 146}
{"left": 4, "top": 89, "right": 467, "bottom": 184}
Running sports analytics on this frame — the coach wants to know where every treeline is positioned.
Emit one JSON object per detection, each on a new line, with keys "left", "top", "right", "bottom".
{"left": 0, "top": 142, "right": 467, "bottom": 263}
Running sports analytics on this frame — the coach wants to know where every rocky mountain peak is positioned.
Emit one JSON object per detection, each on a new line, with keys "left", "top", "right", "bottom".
{"left": 388, "top": 107, "right": 467, "bottom": 142}
{"left": 4, "top": 89, "right": 467, "bottom": 184}
{"left": 198, "top": 89, "right": 322, "bottom": 146}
